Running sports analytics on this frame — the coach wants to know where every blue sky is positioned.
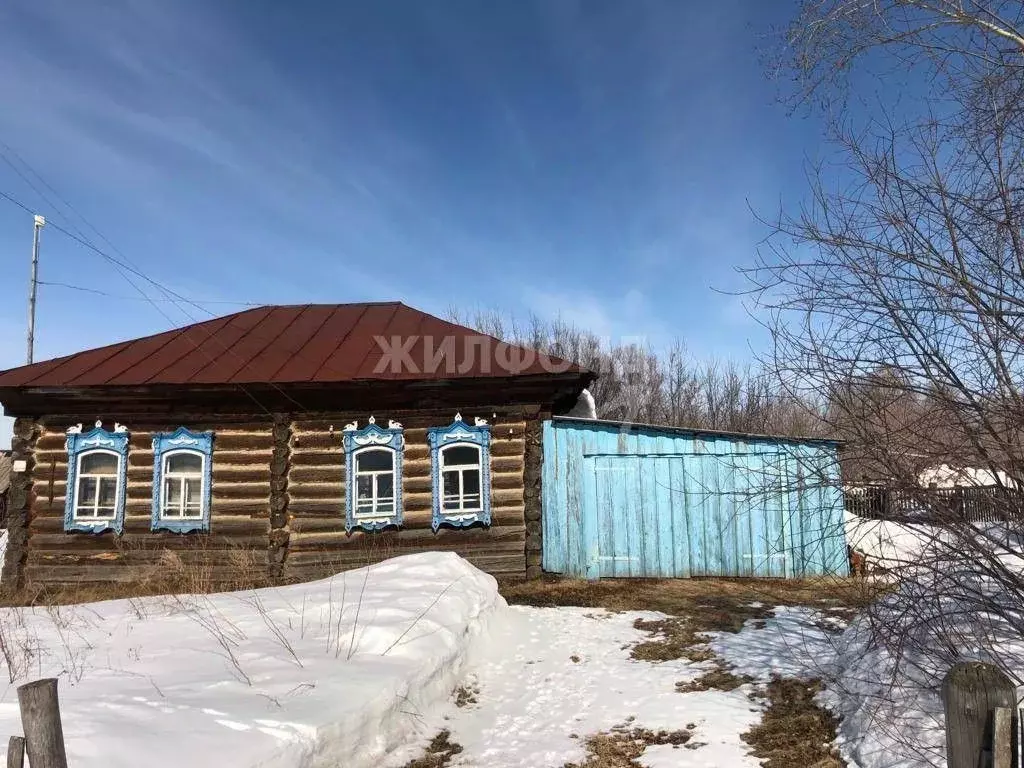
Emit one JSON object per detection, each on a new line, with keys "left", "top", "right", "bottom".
{"left": 0, "top": 0, "right": 828, "bottom": 446}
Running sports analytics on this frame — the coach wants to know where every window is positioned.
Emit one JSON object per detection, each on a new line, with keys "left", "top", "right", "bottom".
{"left": 428, "top": 414, "right": 492, "bottom": 531}
{"left": 161, "top": 452, "right": 205, "bottom": 518}
{"left": 64, "top": 422, "right": 129, "bottom": 534}
{"left": 152, "top": 428, "right": 213, "bottom": 533}
{"left": 74, "top": 452, "right": 120, "bottom": 519}
{"left": 343, "top": 417, "right": 404, "bottom": 532}
{"left": 353, "top": 448, "right": 396, "bottom": 517}
{"left": 440, "top": 445, "right": 482, "bottom": 512}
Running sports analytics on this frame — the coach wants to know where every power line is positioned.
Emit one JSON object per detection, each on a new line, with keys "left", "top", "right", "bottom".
{"left": 0, "top": 143, "right": 217, "bottom": 321}
{"left": 0, "top": 151, "right": 334, "bottom": 414}
{"left": 0, "top": 174, "right": 286, "bottom": 415}
{"left": 37, "top": 280, "right": 261, "bottom": 306}
{"left": 0, "top": 180, "right": 380, "bottom": 405}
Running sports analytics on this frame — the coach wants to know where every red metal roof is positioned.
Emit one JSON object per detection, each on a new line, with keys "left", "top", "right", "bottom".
{"left": 0, "top": 303, "right": 588, "bottom": 388}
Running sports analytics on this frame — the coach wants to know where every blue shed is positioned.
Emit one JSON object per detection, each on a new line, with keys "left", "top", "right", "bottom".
{"left": 541, "top": 417, "right": 847, "bottom": 579}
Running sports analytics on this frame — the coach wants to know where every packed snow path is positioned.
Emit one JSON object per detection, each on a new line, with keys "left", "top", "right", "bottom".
{"left": 390, "top": 606, "right": 767, "bottom": 767}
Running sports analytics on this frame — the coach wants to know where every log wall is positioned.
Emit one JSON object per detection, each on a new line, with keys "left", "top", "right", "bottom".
{"left": 21, "top": 416, "right": 273, "bottom": 588}
{"left": 285, "top": 406, "right": 532, "bottom": 581}
{"left": 9, "top": 404, "right": 543, "bottom": 589}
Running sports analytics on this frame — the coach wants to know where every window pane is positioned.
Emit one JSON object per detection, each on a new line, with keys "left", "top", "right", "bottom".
{"left": 76, "top": 476, "right": 97, "bottom": 508}
{"left": 376, "top": 473, "right": 394, "bottom": 500}
{"left": 442, "top": 470, "right": 461, "bottom": 510}
{"left": 463, "top": 469, "right": 480, "bottom": 498}
{"left": 184, "top": 478, "right": 203, "bottom": 515}
{"left": 98, "top": 477, "right": 118, "bottom": 507}
{"left": 166, "top": 478, "right": 182, "bottom": 511}
{"left": 376, "top": 501, "right": 394, "bottom": 513}
{"left": 167, "top": 453, "right": 202, "bottom": 474}
{"left": 356, "top": 475, "right": 373, "bottom": 501}
{"left": 443, "top": 445, "right": 479, "bottom": 467}
{"left": 81, "top": 452, "right": 117, "bottom": 474}
{"left": 95, "top": 507, "right": 115, "bottom": 518}
{"left": 356, "top": 449, "right": 392, "bottom": 472}
{"left": 356, "top": 501, "right": 374, "bottom": 514}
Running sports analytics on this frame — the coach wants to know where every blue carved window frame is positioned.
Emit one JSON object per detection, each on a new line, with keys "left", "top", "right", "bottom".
{"left": 64, "top": 423, "right": 130, "bottom": 534}
{"left": 428, "top": 414, "right": 492, "bottom": 532}
{"left": 343, "top": 417, "right": 404, "bottom": 532}
{"left": 152, "top": 428, "right": 214, "bottom": 533}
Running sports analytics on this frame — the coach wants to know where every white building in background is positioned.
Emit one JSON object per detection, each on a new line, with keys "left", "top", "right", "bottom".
{"left": 917, "top": 463, "right": 1017, "bottom": 489}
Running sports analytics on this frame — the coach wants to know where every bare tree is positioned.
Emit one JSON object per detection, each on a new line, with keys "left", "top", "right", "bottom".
{"left": 758, "top": 3, "right": 1024, "bottom": 765}
{"left": 781, "top": 0, "right": 1024, "bottom": 112}
{"left": 447, "top": 307, "right": 827, "bottom": 436}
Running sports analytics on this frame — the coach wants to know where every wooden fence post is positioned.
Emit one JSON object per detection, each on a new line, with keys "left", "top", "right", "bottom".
{"left": 16, "top": 678, "right": 67, "bottom": 768}
{"left": 6, "top": 736, "right": 24, "bottom": 768}
{"left": 942, "top": 662, "right": 1015, "bottom": 768}
{"left": 992, "top": 707, "right": 1013, "bottom": 768}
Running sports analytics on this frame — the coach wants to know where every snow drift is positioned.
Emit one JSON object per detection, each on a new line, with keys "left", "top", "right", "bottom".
{"left": 0, "top": 552, "right": 504, "bottom": 768}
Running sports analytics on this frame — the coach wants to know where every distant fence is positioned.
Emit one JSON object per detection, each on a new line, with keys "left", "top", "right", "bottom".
{"left": 844, "top": 485, "right": 1024, "bottom": 524}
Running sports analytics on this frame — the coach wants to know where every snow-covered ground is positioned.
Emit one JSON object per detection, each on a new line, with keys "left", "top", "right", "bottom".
{"left": 390, "top": 606, "right": 766, "bottom": 767}
{"left": 0, "top": 552, "right": 502, "bottom": 768}
{"left": 6, "top": 546, "right": 987, "bottom": 768}
{"left": 713, "top": 573, "right": 1024, "bottom": 768}
{"left": 0, "top": 551, "right": 819, "bottom": 768}
{"left": 844, "top": 511, "right": 935, "bottom": 569}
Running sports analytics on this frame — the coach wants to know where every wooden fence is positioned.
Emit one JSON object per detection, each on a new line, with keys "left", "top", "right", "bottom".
{"left": 844, "top": 485, "right": 1024, "bottom": 524}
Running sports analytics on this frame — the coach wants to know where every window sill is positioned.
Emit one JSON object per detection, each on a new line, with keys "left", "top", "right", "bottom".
{"left": 433, "top": 511, "right": 490, "bottom": 531}
{"left": 152, "top": 519, "right": 209, "bottom": 534}
{"left": 65, "top": 519, "right": 122, "bottom": 535}
{"left": 346, "top": 515, "right": 402, "bottom": 533}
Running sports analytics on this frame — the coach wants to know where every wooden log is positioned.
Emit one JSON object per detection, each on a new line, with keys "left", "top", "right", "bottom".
{"left": 287, "top": 451, "right": 344, "bottom": 468}
{"left": 283, "top": 559, "right": 525, "bottom": 581}
{"left": 7, "top": 736, "right": 24, "bottom": 768}
{"left": 942, "top": 662, "right": 1015, "bottom": 768}
{"left": 28, "top": 532, "right": 270, "bottom": 550}
{"left": 17, "top": 679, "right": 67, "bottom": 768}
{"left": 24, "top": 563, "right": 261, "bottom": 584}
{"left": 288, "top": 524, "right": 526, "bottom": 548}
{"left": 285, "top": 541, "right": 524, "bottom": 566}
{"left": 991, "top": 707, "right": 1012, "bottom": 768}
{"left": 29, "top": 514, "right": 269, "bottom": 535}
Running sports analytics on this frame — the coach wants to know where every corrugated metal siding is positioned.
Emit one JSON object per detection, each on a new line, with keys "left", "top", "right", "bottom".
{"left": 542, "top": 419, "right": 846, "bottom": 579}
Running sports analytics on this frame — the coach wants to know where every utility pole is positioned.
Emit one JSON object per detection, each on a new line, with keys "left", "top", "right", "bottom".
{"left": 27, "top": 214, "right": 45, "bottom": 365}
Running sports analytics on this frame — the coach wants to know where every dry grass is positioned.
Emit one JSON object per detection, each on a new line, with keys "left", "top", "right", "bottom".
{"left": 504, "top": 576, "right": 878, "bottom": 665}
{"left": 0, "top": 542, "right": 274, "bottom": 608}
{"left": 676, "top": 663, "right": 753, "bottom": 692}
{"left": 454, "top": 683, "right": 479, "bottom": 708}
{"left": 402, "top": 730, "right": 464, "bottom": 768}
{"left": 507, "top": 576, "right": 858, "bottom": 764}
{"left": 503, "top": 576, "right": 879, "bottom": 616}
{"left": 563, "top": 724, "right": 694, "bottom": 768}
{"left": 742, "top": 677, "right": 845, "bottom": 768}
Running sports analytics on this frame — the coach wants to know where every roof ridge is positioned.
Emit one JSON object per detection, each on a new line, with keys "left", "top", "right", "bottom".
{"left": 0, "top": 302, "right": 593, "bottom": 388}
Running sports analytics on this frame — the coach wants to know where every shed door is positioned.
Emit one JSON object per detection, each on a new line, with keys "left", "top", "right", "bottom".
{"left": 590, "top": 454, "right": 789, "bottom": 578}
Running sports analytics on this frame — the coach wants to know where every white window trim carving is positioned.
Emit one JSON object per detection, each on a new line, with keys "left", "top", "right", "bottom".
{"left": 343, "top": 417, "right": 404, "bottom": 532}
{"left": 64, "top": 423, "right": 130, "bottom": 535}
